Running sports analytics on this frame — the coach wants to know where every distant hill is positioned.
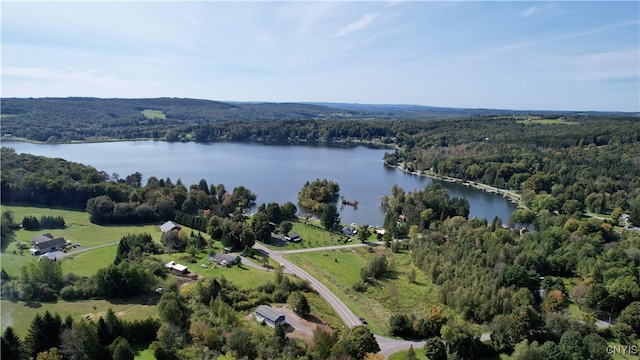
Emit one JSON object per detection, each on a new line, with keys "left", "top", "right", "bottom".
{"left": 1, "top": 97, "right": 636, "bottom": 143}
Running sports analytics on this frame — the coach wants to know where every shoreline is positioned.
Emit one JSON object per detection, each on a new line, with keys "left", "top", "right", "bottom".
{"left": 388, "top": 162, "right": 526, "bottom": 209}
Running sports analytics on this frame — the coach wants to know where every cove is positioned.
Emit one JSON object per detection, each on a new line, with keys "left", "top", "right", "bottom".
{"left": 5, "top": 141, "right": 517, "bottom": 226}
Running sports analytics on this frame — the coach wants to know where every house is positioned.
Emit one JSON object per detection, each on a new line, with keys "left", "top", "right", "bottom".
{"left": 255, "top": 305, "right": 286, "bottom": 328}
{"left": 160, "top": 221, "right": 181, "bottom": 233}
{"left": 342, "top": 226, "right": 356, "bottom": 235}
{"left": 164, "top": 261, "right": 188, "bottom": 274}
{"left": 284, "top": 232, "right": 301, "bottom": 243}
{"left": 30, "top": 233, "right": 67, "bottom": 255}
{"left": 209, "top": 252, "right": 237, "bottom": 266}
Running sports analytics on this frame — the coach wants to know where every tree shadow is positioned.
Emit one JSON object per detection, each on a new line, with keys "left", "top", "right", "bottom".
{"left": 24, "top": 301, "right": 42, "bottom": 308}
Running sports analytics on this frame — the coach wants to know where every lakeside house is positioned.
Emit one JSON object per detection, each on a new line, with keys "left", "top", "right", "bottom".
{"left": 30, "top": 233, "right": 68, "bottom": 255}
{"left": 160, "top": 221, "right": 181, "bottom": 233}
{"left": 255, "top": 305, "right": 286, "bottom": 328}
{"left": 164, "top": 261, "right": 188, "bottom": 274}
{"left": 284, "top": 232, "right": 302, "bottom": 243}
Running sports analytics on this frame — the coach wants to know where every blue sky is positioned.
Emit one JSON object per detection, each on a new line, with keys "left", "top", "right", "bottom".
{"left": 2, "top": 1, "right": 639, "bottom": 111}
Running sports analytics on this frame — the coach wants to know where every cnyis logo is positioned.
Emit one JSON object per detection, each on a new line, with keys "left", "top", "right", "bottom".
{"left": 606, "top": 345, "right": 639, "bottom": 356}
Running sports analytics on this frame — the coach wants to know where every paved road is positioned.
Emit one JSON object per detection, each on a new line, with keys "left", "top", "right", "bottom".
{"left": 251, "top": 242, "right": 432, "bottom": 358}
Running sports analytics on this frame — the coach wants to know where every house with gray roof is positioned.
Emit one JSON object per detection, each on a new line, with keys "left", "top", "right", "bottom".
{"left": 209, "top": 252, "right": 237, "bottom": 266}
{"left": 255, "top": 305, "right": 285, "bottom": 328}
{"left": 30, "top": 233, "right": 67, "bottom": 255}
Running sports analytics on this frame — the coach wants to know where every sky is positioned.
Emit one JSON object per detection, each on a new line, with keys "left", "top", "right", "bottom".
{"left": 1, "top": 1, "right": 639, "bottom": 112}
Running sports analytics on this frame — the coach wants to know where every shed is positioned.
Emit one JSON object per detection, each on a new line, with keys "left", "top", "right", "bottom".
{"left": 30, "top": 234, "right": 67, "bottom": 255}
{"left": 164, "top": 261, "right": 188, "bottom": 274}
{"left": 160, "top": 221, "right": 181, "bottom": 233}
{"left": 255, "top": 305, "right": 285, "bottom": 328}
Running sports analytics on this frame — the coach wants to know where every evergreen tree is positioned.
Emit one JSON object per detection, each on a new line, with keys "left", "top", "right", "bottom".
{"left": 111, "top": 337, "right": 134, "bottom": 360}
{"left": 423, "top": 337, "right": 446, "bottom": 360}
{"left": 321, "top": 204, "right": 340, "bottom": 231}
{"left": 2, "top": 326, "right": 26, "bottom": 360}
{"left": 24, "top": 311, "right": 62, "bottom": 358}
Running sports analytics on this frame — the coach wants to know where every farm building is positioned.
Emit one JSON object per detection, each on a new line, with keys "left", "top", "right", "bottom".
{"left": 255, "top": 305, "right": 286, "bottom": 328}
{"left": 160, "top": 221, "right": 181, "bottom": 233}
{"left": 30, "top": 233, "right": 67, "bottom": 255}
{"left": 164, "top": 261, "right": 188, "bottom": 274}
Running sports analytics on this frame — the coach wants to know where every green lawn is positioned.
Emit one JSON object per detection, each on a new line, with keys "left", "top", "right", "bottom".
{"left": 286, "top": 247, "right": 447, "bottom": 336}
{"left": 61, "top": 245, "right": 118, "bottom": 277}
{"left": 388, "top": 348, "right": 428, "bottom": 360}
{"left": 263, "top": 219, "right": 368, "bottom": 250}
{"left": 1, "top": 297, "right": 158, "bottom": 338}
{"left": 155, "top": 252, "right": 277, "bottom": 289}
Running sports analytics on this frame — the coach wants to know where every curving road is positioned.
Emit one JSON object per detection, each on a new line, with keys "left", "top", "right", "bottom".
{"left": 251, "top": 242, "right": 426, "bottom": 358}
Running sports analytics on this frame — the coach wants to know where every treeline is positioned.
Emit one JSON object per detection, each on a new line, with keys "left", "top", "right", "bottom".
{"left": 21, "top": 215, "right": 65, "bottom": 231}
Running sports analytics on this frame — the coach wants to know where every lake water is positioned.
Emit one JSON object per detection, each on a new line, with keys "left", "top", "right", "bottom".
{"left": 3, "top": 140, "right": 517, "bottom": 226}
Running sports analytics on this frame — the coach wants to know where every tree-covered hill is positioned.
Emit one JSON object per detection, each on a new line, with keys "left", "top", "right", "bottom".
{"left": 3, "top": 97, "right": 637, "bottom": 143}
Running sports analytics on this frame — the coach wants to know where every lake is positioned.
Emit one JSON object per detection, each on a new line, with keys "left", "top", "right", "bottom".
{"left": 4, "top": 140, "right": 517, "bottom": 226}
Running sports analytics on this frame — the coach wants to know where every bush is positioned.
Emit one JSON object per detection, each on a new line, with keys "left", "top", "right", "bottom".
{"left": 352, "top": 281, "right": 367, "bottom": 292}
{"left": 59, "top": 285, "right": 76, "bottom": 300}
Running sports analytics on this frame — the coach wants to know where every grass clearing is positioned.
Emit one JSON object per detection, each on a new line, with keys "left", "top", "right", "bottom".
{"left": 516, "top": 117, "right": 578, "bottom": 125}
{"left": 132, "top": 342, "right": 155, "bottom": 360}
{"left": 1, "top": 297, "right": 158, "bottom": 338}
{"left": 263, "top": 219, "right": 355, "bottom": 251}
{"left": 140, "top": 109, "right": 166, "bottom": 120}
{"left": 61, "top": 245, "right": 118, "bottom": 276}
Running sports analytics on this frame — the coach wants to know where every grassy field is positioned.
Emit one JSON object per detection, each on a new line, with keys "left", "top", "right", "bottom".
{"left": 516, "top": 117, "right": 578, "bottom": 125}
{"left": 61, "top": 245, "right": 119, "bottom": 277}
{"left": 263, "top": 219, "right": 376, "bottom": 250}
{"left": 1, "top": 297, "right": 158, "bottom": 338}
{"left": 140, "top": 109, "right": 166, "bottom": 120}
{"left": 286, "top": 247, "right": 447, "bottom": 336}
{"left": 388, "top": 348, "right": 428, "bottom": 360}
{"left": 1, "top": 205, "right": 166, "bottom": 276}
{"left": 155, "top": 252, "right": 278, "bottom": 289}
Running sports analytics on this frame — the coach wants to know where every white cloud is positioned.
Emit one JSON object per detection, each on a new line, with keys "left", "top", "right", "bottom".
{"left": 476, "top": 19, "right": 640, "bottom": 58}
{"left": 334, "top": 12, "right": 380, "bottom": 37}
